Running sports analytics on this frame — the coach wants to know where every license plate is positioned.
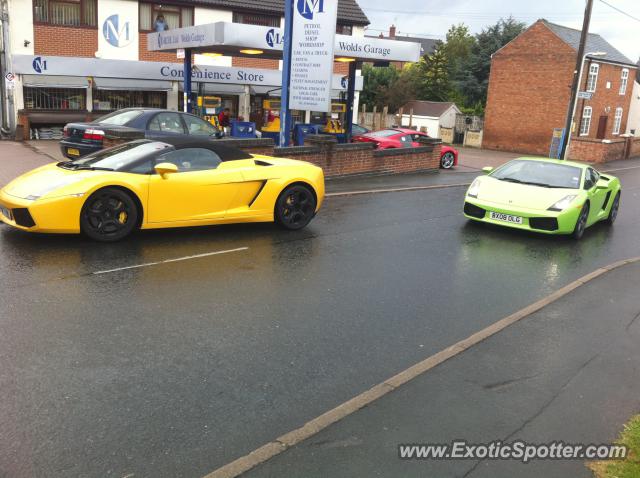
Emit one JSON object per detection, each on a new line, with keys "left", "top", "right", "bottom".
{"left": 490, "top": 211, "right": 523, "bottom": 224}
{"left": 67, "top": 148, "right": 80, "bottom": 156}
{"left": 0, "top": 206, "right": 11, "bottom": 220}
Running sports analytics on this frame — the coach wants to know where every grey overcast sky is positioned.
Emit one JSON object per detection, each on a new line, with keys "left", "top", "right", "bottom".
{"left": 358, "top": 0, "right": 640, "bottom": 63}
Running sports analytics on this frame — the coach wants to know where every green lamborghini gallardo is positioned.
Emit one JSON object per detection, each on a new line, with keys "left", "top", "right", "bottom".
{"left": 463, "top": 157, "right": 621, "bottom": 240}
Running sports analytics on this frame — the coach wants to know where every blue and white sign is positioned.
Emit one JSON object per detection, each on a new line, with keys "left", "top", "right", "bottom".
{"left": 32, "top": 56, "right": 47, "bottom": 73}
{"left": 265, "top": 28, "right": 284, "bottom": 49}
{"left": 289, "top": 0, "right": 338, "bottom": 112}
{"left": 103, "top": 14, "right": 132, "bottom": 48}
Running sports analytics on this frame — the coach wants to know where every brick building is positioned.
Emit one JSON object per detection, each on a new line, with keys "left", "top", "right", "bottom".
{"left": 483, "top": 20, "right": 638, "bottom": 162}
{"left": 2, "top": 0, "right": 370, "bottom": 137}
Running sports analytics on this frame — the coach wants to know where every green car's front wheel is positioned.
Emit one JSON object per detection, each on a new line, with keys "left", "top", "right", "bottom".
{"left": 572, "top": 203, "right": 589, "bottom": 240}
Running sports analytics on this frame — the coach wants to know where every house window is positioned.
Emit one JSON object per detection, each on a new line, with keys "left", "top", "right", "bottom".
{"left": 233, "top": 12, "right": 280, "bottom": 27}
{"left": 92, "top": 90, "right": 167, "bottom": 111}
{"left": 33, "top": 0, "right": 97, "bottom": 27}
{"left": 586, "top": 63, "right": 599, "bottom": 92}
{"left": 620, "top": 69, "right": 629, "bottom": 95}
{"left": 580, "top": 106, "right": 592, "bottom": 136}
{"left": 23, "top": 87, "right": 86, "bottom": 110}
{"left": 336, "top": 24, "right": 353, "bottom": 35}
{"left": 139, "top": 3, "right": 194, "bottom": 31}
{"left": 613, "top": 107, "right": 623, "bottom": 135}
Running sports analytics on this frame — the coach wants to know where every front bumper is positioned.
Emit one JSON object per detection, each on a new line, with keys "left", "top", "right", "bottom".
{"left": 463, "top": 197, "right": 581, "bottom": 235}
{"left": 0, "top": 189, "right": 83, "bottom": 233}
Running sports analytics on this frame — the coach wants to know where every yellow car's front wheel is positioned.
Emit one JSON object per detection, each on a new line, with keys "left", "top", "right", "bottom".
{"left": 80, "top": 187, "right": 139, "bottom": 242}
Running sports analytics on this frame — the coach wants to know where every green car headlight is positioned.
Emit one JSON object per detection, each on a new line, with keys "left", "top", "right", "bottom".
{"left": 467, "top": 179, "right": 481, "bottom": 198}
{"left": 548, "top": 195, "right": 577, "bottom": 212}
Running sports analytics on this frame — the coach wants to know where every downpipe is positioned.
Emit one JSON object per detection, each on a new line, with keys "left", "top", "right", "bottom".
{"left": 0, "top": 0, "right": 12, "bottom": 137}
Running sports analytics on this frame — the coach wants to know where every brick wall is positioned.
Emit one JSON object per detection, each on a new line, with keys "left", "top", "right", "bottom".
{"left": 139, "top": 33, "right": 178, "bottom": 63}
{"left": 483, "top": 21, "right": 576, "bottom": 155}
{"left": 630, "top": 137, "right": 640, "bottom": 158}
{"left": 568, "top": 138, "right": 626, "bottom": 163}
{"left": 232, "top": 57, "right": 280, "bottom": 69}
{"left": 34, "top": 25, "right": 98, "bottom": 57}
{"left": 273, "top": 135, "right": 441, "bottom": 178}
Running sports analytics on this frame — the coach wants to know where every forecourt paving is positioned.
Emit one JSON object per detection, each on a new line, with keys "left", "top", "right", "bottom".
{"left": 246, "top": 260, "right": 640, "bottom": 478}
{"left": 2, "top": 144, "right": 640, "bottom": 477}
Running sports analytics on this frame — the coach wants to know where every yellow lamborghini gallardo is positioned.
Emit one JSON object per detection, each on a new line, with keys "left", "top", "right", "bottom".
{"left": 0, "top": 138, "right": 324, "bottom": 241}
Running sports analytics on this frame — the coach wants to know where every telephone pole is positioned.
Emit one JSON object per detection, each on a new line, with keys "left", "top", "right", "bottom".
{"left": 560, "top": 0, "right": 594, "bottom": 160}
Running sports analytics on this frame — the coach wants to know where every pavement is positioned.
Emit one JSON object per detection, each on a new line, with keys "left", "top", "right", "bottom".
{"left": 245, "top": 260, "right": 640, "bottom": 478}
{"left": 2, "top": 140, "right": 640, "bottom": 477}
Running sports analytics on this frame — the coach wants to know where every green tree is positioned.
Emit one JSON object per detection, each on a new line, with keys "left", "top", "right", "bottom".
{"left": 411, "top": 42, "right": 451, "bottom": 102}
{"left": 359, "top": 64, "right": 400, "bottom": 111}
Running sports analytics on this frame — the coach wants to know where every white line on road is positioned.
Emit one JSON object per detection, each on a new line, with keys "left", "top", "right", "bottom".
{"left": 326, "top": 182, "right": 471, "bottom": 197}
{"left": 92, "top": 247, "right": 249, "bottom": 275}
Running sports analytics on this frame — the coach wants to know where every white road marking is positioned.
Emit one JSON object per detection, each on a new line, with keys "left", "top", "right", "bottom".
{"left": 92, "top": 247, "right": 249, "bottom": 275}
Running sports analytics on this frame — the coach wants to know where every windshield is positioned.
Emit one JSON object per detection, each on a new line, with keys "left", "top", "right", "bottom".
{"left": 491, "top": 160, "right": 582, "bottom": 189}
{"left": 366, "top": 129, "right": 400, "bottom": 138}
{"left": 95, "top": 110, "right": 144, "bottom": 126}
{"left": 59, "top": 141, "right": 171, "bottom": 171}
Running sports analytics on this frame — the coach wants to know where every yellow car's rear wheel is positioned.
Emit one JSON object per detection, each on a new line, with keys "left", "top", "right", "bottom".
{"left": 80, "top": 187, "right": 138, "bottom": 242}
{"left": 275, "top": 184, "right": 316, "bottom": 230}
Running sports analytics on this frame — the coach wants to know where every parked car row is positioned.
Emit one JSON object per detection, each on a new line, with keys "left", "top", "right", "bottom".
{"left": 59, "top": 108, "right": 459, "bottom": 170}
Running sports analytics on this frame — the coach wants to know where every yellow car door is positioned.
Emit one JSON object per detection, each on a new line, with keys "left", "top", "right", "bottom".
{"left": 147, "top": 147, "right": 243, "bottom": 224}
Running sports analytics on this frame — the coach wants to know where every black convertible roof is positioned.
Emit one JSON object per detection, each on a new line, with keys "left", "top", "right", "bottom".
{"left": 155, "top": 137, "right": 253, "bottom": 161}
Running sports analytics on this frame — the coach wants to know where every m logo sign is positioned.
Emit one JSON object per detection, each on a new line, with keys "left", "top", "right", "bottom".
{"left": 103, "top": 14, "right": 132, "bottom": 48}
{"left": 296, "top": 0, "right": 324, "bottom": 20}
{"left": 265, "top": 29, "right": 283, "bottom": 48}
{"left": 32, "top": 56, "right": 47, "bottom": 73}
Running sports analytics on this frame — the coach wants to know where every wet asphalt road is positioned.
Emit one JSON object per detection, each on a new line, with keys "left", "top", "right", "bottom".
{"left": 2, "top": 167, "right": 640, "bottom": 478}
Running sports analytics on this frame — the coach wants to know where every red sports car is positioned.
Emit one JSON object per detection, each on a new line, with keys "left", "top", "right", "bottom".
{"left": 352, "top": 128, "right": 459, "bottom": 169}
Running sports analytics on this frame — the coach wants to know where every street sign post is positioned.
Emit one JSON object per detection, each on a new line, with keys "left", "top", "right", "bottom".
{"left": 289, "top": 0, "right": 338, "bottom": 112}
{"left": 549, "top": 128, "right": 565, "bottom": 159}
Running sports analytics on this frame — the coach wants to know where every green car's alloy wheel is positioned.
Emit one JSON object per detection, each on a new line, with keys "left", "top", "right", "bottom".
{"left": 606, "top": 192, "right": 620, "bottom": 225}
{"left": 275, "top": 184, "right": 316, "bottom": 230}
{"left": 441, "top": 152, "right": 455, "bottom": 169}
{"left": 81, "top": 188, "right": 138, "bottom": 242}
{"left": 572, "top": 203, "right": 590, "bottom": 240}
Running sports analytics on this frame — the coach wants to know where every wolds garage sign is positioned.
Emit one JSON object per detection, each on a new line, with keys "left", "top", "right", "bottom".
{"left": 289, "top": 0, "right": 337, "bottom": 112}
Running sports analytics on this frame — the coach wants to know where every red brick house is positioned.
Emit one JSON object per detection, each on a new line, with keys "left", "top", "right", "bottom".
{"left": 483, "top": 20, "right": 638, "bottom": 162}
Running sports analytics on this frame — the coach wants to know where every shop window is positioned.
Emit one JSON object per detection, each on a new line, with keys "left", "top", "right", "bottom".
{"left": 233, "top": 12, "right": 280, "bottom": 27}
{"left": 613, "top": 107, "right": 623, "bottom": 135}
{"left": 620, "top": 69, "right": 629, "bottom": 95}
{"left": 33, "top": 0, "right": 97, "bottom": 27}
{"left": 579, "top": 106, "right": 592, "bottom": 136}
{"left": 92, "top": 90, "right": 167, "bottom": 112}
{"left": 586, "top": 63, "right": 599, "bottom": 93}
{"left": 139, "top": 3, "right": 194, "bottom": 31}
{"left": 336, "top": 24, "right": 353, "bottom": 35}
{"left": 23, "top": 87, "right": 86, "bottom": 110}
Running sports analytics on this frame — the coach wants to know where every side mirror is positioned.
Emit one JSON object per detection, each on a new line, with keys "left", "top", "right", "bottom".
{"left": 154, "top": 162, "right": 178, "bottom": 178}
{"left": 482, "top": 166, "right": 494, "bottom": 174}
{"left": 595, "top": 179, "right": 609, "bottom": 190}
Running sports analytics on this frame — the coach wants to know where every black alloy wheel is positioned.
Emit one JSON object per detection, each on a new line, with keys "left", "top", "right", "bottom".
{"left": 275, "top": 184, "right": 316, "bottom": 230}
{"left": 572, "top": 203, "right": 590, "bottom": 240}
{"left": 81, "top": 188, "right": 138, "bottom": 242}
{"left": 605, "top": 192, "right": 620, "bottom": 225}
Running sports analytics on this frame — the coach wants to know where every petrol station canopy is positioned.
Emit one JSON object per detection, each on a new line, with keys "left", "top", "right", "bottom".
{"left": 147, "top": 21, "right": 421, "bottom": 63}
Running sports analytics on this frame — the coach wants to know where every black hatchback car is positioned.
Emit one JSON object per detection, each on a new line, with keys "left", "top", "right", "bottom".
{"left": 60, "top": 108, "right": 223, "bottom": 159}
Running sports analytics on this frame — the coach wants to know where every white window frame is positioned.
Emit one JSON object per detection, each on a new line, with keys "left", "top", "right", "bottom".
{"left": 619, "top": 69, "right": 629, "bottom": 95}
{"left": 586, "top": 63, "right": 599, "bottom": 93}
{"left": 613, "top": 107, "right": 623, "bottom": 135}
{"left": 580, "top": 106, "right": 592, "bottom": 136}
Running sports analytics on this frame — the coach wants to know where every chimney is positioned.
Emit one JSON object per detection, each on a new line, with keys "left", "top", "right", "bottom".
{"left": 389, "top": 24, "right": 396, "bottom": 38}
{"left": 378, "top": 32, "right": 384, "bottom": 39}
